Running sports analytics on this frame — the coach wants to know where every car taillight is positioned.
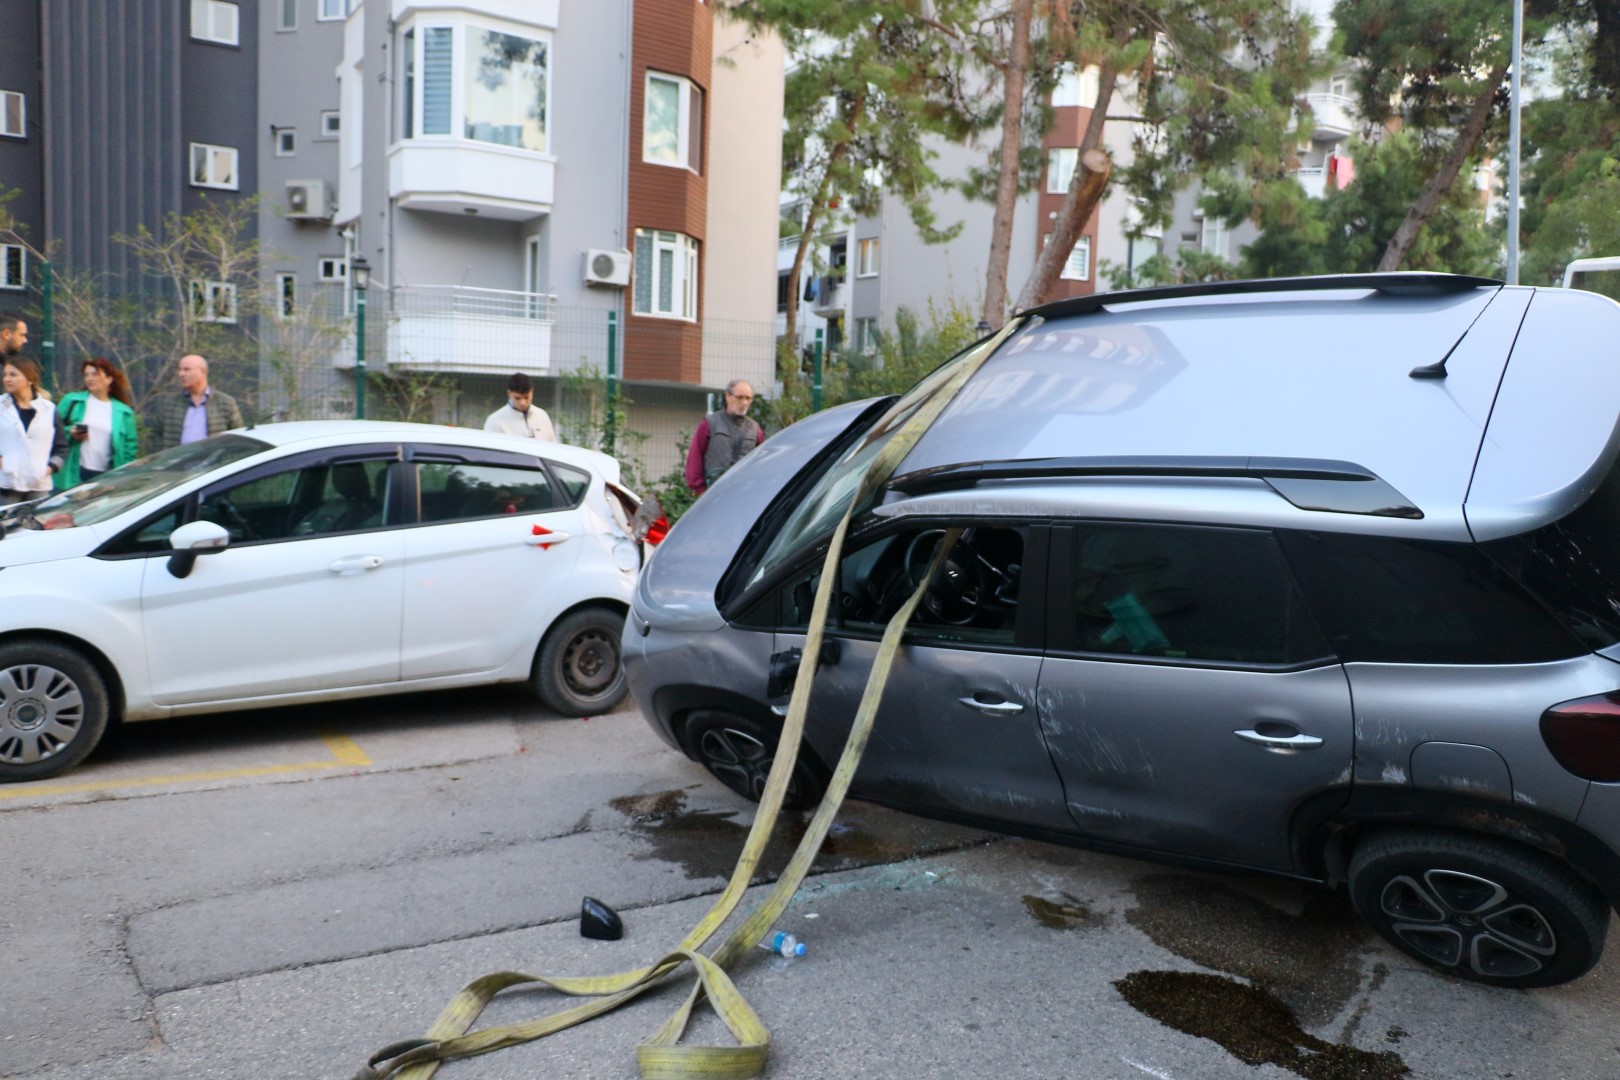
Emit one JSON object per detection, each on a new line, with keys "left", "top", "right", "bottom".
{"left": 1541, "top": 691, "right": 1620, "bottom": 782}
{"left": 645, "top": 516, "right": 670, "bottom": 546}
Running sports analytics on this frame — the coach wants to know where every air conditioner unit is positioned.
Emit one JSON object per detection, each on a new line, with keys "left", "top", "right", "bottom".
{"left": 286, "top": 180, "right": 334, "bottom": 221}
{"left": 584, "top": 248, "right": 632, "bottom": 287}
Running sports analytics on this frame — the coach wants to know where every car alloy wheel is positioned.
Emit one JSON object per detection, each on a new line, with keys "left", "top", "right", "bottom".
{"left": 685, "top": 710, "right": 825, "bottom": 812}
{"left": 0, "top": 641, "right": 112, "bottom": 783}
{"left": 1349, "top": 829, "right": 1608, "bottom": 988}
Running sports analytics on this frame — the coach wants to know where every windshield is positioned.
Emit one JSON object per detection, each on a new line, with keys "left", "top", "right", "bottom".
{"left": 2, "top": 434, "right": 271, "bottom": 531}
{"left": 748, "top": 339, "right": 990, "bottom": 586}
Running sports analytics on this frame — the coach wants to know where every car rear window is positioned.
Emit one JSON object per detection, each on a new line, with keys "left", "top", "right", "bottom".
{"left": 1481, "top": 452, "right": 1620, "bottom": 651}
{"left": 1279, "top": 531, "right": 1586, "bottom": 664}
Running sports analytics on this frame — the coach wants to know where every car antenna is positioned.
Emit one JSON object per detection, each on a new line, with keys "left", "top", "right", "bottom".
{"left": 1409, "top": 296, "right": 1496, "bottom": 379}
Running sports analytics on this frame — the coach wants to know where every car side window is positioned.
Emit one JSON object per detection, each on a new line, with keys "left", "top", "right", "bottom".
{"left": 767, "top": 526, "right": 1025, "bottom": 646}
{"left": 198, "top": 459, "right": 392, "bottom": 543}
{"left": 1064, "top": 523, "right": 1327, "bottom": 665}
{"left": 417, "top": 462, "right": 556, "bottom": 523}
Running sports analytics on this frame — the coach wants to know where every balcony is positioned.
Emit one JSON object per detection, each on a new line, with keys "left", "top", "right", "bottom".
{"left": 1294, "top": 166, "right": 1328, "bottom": 199}
{"left": 809, "top": 276, "right": 846, "bottom": 318}
{"left": 388, "top": 140, "right": 556, "bottom": 220}
{"left": 333, "top": 285, "right": 557, "bottom": 375}
{"left": 1302, "top": 92, "right": 1356, "bottom": 139}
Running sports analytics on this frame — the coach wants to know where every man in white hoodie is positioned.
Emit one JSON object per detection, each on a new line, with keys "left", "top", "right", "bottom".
{"left": 483, "top": 372, "right": 557, "bottom": 442}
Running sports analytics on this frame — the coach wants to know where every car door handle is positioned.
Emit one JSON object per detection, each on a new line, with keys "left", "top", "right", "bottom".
{"left": 1234, "top": 728, "right": 1324, "bottom": 751}
{"left": 958, "top": 695, "right": 1025, "bottom": 716}
{"left": 329, "top": 554, "right": 384, "bottom": 575}
{"left": 526, "top": 527, "right": 571, "bottom": 547}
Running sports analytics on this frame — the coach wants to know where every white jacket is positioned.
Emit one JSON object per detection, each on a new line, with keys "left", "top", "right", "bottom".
{"left": 0, "top": 393, "right": 60, "bottom": 493}
{"left": 483, "top": 404, "right": 557, "bottom": 442}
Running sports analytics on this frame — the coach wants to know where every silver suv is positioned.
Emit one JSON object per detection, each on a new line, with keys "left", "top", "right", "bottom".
{"left": 623, "top": 273, "right": 1620, "bottom": 988}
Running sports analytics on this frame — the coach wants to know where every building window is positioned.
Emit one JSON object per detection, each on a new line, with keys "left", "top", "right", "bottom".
{"left": 400, "top": 22, "right": 550, "bottom": 153}
{"left": 320, "top": 110, "right": 341, "bottom": 138}
{"left": 1046, "top": 147, "right": 1078, "bottom": 194}
{"left": 1061, "top": 235, "right": 1092, "bottom": 281}
{"left": 318, "top": 0, "right": 345, "bottom": 20}
{"left": 0, "top": 91, "right": 23, "bottom": 138}
{"left": 644, "top": 72, "right": 702, "bottom": 173}
{"left": 317, "top": 257, "right": 348, "bottom": 283}
{"left": 0, "top": 245, "right": 25, "bottom": 290}
{"left": 1201, "top": 217, "right": 1228, "bottom": 258}
{"left": 854, "top": 317, "right": 879, "bottom": 354}
{"left": 856, "top": 237, "right": 880, "bottom": 278}
{"left": 1052, "top": 65, "right": 1101, "bottom": 109}
{"left": 189, "top": 143, "right": 239, "bottom": 189}
{"left": 274, "top": 273, "right": 297, "bottom": 319}
{"left": 190, "top": 280, "right": 238, "bottom": 324}
{"left": 278, "top": 0, "right": 297, "bottom": 30}
{"left": 632, "top": 229, "right": 698, "bottom": 322}
{"left": 274, "top": 128, "right": 297, "bottom": 156}
{"left": 190, "top": 0, "right": 240, "bottom": 45}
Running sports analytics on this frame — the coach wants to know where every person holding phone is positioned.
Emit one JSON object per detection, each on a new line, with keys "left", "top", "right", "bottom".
{"left": 54, "top": 357, "right": 139, "bottom": 488}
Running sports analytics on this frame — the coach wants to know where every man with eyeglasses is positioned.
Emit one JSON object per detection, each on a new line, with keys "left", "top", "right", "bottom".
{"left": 684, "top": 378, "right": 764, "bottom": 496}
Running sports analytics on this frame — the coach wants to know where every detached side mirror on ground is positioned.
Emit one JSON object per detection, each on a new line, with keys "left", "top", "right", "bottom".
{"left": 167, "top": 520, "right": 231, "bottom": 578}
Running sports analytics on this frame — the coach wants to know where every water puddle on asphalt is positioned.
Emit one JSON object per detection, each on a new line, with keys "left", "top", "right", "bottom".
{"left": 1114, "top": 971, "right": 1409, "bottom": 1080}
{"left": 1112, "top": 873, "right": 1410, "bottom": 1077}
{"left": 607, "top": 788, "right": 920, "bottom": 881}
{"left": 1021, "top": 893, "right": 1103, "bottom": 930}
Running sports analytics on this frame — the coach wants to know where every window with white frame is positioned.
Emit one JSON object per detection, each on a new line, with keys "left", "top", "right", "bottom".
{"left": 854, "top": 316, "right": 879, "bottom": 353}
{"left": 632, "top": 229, "right": 698, "bottom": 321}
{"left": 317, "top": 257, "right": 348, "bottom": 282}
{"left": 191, "top": 280, "right": 238, "bottom": 324}
{"left": 1060, "top": 235, "right": 1092, "bottom": 281}
{"left": 1201, "top": 217, "right": 1229, "bottom": 258}
{"left": 189, "top": 143, "right": 239, "bottom": 189}
{"left": 643, "top": 72, "right": 702, "bottom": 173}
{"left": 1047, "top": 147, "right": 1077, "bottom": 194}
{"left": 1, "top": 244, "right": 25, "bottom": 289}
{"left": 857, "top": 237, "right": 880, "bottom": 277}
{"left": 190, "top": 0, "right": 240, "bottom": 45}
{"left": 278, "top": 0, "right": 297, "bottom": 30}
{"left": 318, "top": 0, "right": 345, "bottom": 20}
{"left": 0, "top": 91, "right": 23, "bottom": 138}
{"left": 274, "top": 273, "right": 297, "bottom": 319}
{"left": 320, "top": 110, "right": 341, "bottom": 138}
{"left": 274, "top": 128, "right": 296, "bottom": 156}
{"left": 1051, "top": 65, "right": 1101, "bottom": 109}
{"left": 399, "top": 20, "right": 550, "bottom": 153}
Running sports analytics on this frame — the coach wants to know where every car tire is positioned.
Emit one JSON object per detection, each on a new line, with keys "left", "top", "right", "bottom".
{"left": 0, "top": 639, "right": 112, "bottom": 783}
{"left": 684, "top": 710, "right": 826, "bottom": 812}
{"left": 1348, "top": 829, "right": 1609, "bottom": 988}
{"left": 534, "top": 607, "right": 628, "bottom": 717}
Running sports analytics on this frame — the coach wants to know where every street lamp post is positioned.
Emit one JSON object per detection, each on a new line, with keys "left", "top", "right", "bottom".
{"left": 351, "top": 256, "right": 370, "bottom": 419}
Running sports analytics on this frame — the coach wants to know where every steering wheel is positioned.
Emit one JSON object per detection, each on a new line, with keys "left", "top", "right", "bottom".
{"left": 205, "top": 496, "right": 257, "bottom": 542}
{"left": 903, "top": 529, "right": 984, "bottom": 625}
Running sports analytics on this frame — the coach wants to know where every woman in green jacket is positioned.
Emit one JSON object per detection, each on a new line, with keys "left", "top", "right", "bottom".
{"left": 55, "top": 357, "right": 139, "bottom": 488}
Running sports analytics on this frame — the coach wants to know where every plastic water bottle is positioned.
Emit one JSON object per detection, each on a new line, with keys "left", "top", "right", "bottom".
{"left": 758, "top": 931, "right": 806, "bottom": 958}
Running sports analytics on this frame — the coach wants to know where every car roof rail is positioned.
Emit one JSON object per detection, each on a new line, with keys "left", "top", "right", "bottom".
{"left": 888, "top": 455, "right": 1423, "bottom": 519}
{"left": 1019, "top": 272, "right": 1503, "bottom": 321}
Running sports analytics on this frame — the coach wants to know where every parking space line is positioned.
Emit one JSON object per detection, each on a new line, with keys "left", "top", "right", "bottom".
{"left": 0, "top": 731, "right": 372, "bottom": 800}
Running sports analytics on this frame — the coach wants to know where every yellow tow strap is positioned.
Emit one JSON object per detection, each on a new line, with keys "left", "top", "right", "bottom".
{"left": 354, "top": 319, "right": 1023, "bottom": 1080}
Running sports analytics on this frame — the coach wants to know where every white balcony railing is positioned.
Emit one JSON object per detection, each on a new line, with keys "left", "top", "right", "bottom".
{"left": 1302, "top": 92, "right": 1357, "bottom": 139}
{"left": 378, "top": 285, "right": 557, "bottom": 375}
{"left": 1294, "top": 166, "right": 1328, "bottom": 199}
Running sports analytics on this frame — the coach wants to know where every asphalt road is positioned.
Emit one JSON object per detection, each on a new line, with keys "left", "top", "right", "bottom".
{"left": 4, "top": 687, "right": 1619, "bottom": 1079}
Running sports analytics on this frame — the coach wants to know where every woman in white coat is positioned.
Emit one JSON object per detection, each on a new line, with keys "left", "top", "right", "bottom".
{"left": 0, "top": 358, "right": 64, "bottom": 504}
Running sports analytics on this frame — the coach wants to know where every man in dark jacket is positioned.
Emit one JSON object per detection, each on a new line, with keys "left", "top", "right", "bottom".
{"left": 683, "top": 379, "right": 763, "bottom": 496}
{"left": 147, "top": 354, "right": 244, "bottom": 451}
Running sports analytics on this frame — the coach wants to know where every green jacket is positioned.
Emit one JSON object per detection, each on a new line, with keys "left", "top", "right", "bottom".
{"left": 54, "top": 391, "right": 140, "bottom": 489}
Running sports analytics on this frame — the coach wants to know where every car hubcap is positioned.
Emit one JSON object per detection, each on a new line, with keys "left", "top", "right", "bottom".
{"left": 0, "top": 664, "right": 85, "bottom": 765}
{"left": 698, "top": 726, "right": 798, "bottom": 804}
{"left": 1380, "top": 869, "right": 1557, "bottom": 979}
{"left": 561, "top": 628, "right": 618, "bottom": 699}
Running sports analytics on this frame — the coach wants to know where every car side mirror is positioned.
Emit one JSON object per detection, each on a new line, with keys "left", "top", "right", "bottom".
{"left": 167, "top": 520, "right": 231, "bottom": 579}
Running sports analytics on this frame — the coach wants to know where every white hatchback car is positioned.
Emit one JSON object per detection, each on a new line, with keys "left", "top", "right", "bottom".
{"left": 0, "top": 421, "right": 657, "bottom": 782}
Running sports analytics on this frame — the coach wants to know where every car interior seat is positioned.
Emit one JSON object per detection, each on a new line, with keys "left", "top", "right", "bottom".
{"left": 293, "top": 463, "right": 381, "bottom": 536}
